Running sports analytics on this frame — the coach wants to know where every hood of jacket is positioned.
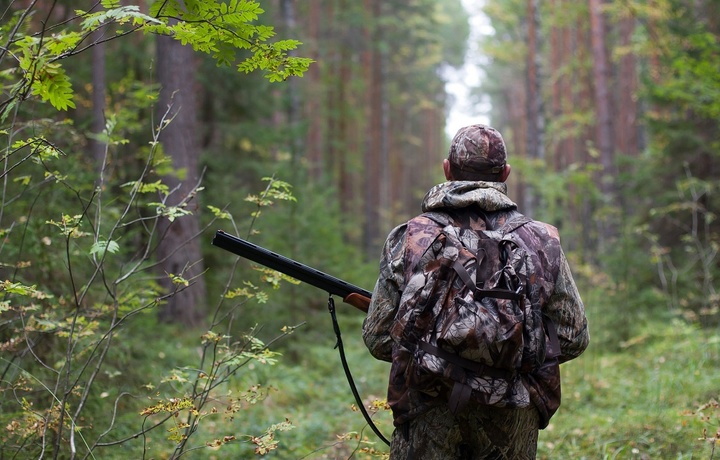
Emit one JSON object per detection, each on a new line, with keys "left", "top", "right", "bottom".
{"left": 421, "top": 180, "right": 517, "bottom": 213}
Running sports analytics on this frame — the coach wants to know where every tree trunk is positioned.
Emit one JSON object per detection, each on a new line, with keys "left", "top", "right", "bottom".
{"left": 523, "top": 0, "right": 544, "bottom": 218}
{"left": 363, "top": 0, "right": 383, "bottom": 255}
{"left": 588, "top": 0, "right": 614, "bottom": 193}
{"left": 279, "top": 0, "right": 303, "bottom": 163}
{"left": 304, "top": 0, "right": 323, "bottom": 181}
{"left": 336, "top": 0, "right": 353, "bottom": 217}
{"left": 90, "top": 29, "right": 105, "bottom": 172}
{"left": 616, "top": 16, "right": 638, "bottom": 157}
{"left": 155, "top": 33, "right": 206, "bottom": 327}
{"left": 589, "top": 0, "right": 617, "bottom": 248}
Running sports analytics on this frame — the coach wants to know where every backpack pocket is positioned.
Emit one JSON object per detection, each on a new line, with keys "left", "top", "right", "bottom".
{"left": 433, "top": 295, "right": 525, "bottom": 371}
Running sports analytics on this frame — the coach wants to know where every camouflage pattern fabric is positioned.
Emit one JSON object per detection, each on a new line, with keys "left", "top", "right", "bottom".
{"left": 387, "top": 210, "right": 554, "bottom": 423}
{"left": 448, "top": 124, "right": 508, "bottom": 181}
{"left": 362, "top": 180, "right": 589, "bottom": 456}
{"left": 389, "top": 404, "right": 540, "bottom": 460}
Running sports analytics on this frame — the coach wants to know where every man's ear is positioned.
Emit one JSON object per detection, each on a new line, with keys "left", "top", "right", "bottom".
{"left": 443, "top": 159, "right": 453, "bottom": 180}
{"left": 500, "top": 163, "right": 511, "bottom": 182}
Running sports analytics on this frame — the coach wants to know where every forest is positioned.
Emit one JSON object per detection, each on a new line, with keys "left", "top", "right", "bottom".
{"left": 0, "top": 0, "right": 718, "bottom": 458}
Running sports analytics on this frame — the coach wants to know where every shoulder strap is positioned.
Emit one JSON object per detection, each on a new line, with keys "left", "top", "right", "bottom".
{"left": 420, "top": 211, "right": 454, "bottom": 228}
{"left": 497, "top": 213, "right": 532, "bottom": 236}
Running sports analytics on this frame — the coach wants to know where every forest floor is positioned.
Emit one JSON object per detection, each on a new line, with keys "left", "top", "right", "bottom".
{"left": 155, "top": 312, "right": 718, "bottom": 458}
{"left": 116, "top": 286, "right": 719, "bottom": 459}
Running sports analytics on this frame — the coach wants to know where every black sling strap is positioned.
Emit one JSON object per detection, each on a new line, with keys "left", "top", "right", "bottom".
{"left": 327, "top": 296, "right": 391, "bottom": 446}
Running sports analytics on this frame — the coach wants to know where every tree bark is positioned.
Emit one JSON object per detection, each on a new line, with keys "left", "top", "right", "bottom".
{"left": 336, "top": 0, "right": 354, "bottom": 216}
{"left": 523, "top": 0, "right": 545, "bottom": 218}
{"left": 90, "top": 29, "right": 105, "bottom": 172}
{"left": 616, "top": 16, "right": 639, "bottom": 157}
{"left": 155, "top": 33, "right": 206, "bottom": 327}
{"left": 589, "top": 0, "right": 617, "bottom": 248}
{"left": 304, "top": 0, "right": 323, "bottom": 181}
{"left": 363, "top": 0, "right": 383, "bottom": 255}
{"left": 588, "top": 0, "right": 615, "bottom": 193}
{"left": 279, "top": 0, "right": 303, "bottom": 163}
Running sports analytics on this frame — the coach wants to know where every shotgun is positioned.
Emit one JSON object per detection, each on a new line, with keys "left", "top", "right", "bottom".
{"left": 211, "top": 230, "right": 372, "bottom": 312}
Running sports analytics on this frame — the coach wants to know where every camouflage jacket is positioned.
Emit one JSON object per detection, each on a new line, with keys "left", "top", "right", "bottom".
{"left": 362, "top": 181, "right": 590, "bottom": 427}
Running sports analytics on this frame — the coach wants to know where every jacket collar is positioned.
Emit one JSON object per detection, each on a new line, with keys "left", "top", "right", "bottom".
{"left": 421, "top": 181, "right": 517, "bottom": 213}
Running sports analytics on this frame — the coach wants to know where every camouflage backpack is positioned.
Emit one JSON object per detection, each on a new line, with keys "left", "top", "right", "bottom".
{"left": 390, "top": 211, "right": 560, "bottom": 414}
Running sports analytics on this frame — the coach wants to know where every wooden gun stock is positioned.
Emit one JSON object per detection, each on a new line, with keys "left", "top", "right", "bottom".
{"left": 342, "top": 293, "right": 371, "bottom": 313}
{"left": 212, "top": 230, "right": 371, "bottom": 313}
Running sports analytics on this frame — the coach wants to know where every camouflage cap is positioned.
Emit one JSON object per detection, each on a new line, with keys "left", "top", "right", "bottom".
{"left": 448, "top": 124, "right": 507, "bottom": 176}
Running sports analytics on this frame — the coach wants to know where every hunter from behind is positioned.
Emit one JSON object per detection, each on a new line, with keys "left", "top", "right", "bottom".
{"left": 362, "top": 124, "right": 590, "bottom": 459}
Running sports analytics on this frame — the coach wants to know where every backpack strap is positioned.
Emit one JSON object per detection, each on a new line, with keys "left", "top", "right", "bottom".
{"left": 413, "top": 339, "right": 516, "bottom": 414}
{"left": 497, "top": 213, "right": 532, "bottom": 236}
{"left": 544, "top": 316, "right": 561, "bottom": 360}
{"left": 420, "top": 210, "right": 455, "bottom": 228}
{"left": 497, "top": 214, "right": 562, "bottom": 362}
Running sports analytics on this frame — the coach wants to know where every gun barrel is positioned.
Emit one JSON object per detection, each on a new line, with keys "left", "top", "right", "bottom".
{"left": 212, "top": 230, "right": 372, "bottom": 300}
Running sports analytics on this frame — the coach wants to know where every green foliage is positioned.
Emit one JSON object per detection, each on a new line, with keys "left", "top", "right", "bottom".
{"left": 602, "top": 0, "right": 720, "bottom": 328}
{"left": 0, "top": 147, "right": 305, "bottom": 457}
{"left": 146, "top": 0, "right": 313, "bottom": 81}
{"left": 211, "top": 313, "right": 393, "bottom": 458}
{"left": 123, "top": 285, "right": 716, "bottom": 459}
{"left": 0, "top": 1, "right": 314, "bottom": 457}
{"left": 482, "top": 0, "right": 720, "bottom": 330}
{"left": 512, "top": 156, "right": 602, "bottom": 252}
{"left": 536, "top": 309, "right": 720, "bottom": 459}
{"left": 0, "top": 1, "right": 311, "bottom": 119}
{"left": 640, "top": 167, "right": 720, "bottom": 325}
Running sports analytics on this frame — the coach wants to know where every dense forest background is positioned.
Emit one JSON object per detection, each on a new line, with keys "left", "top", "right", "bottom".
{"left": 0, "top": 0, "right": 718, "bottom": 458}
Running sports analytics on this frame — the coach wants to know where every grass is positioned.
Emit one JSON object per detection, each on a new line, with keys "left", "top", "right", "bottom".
{"left": 5, "top": 288, "right": 717, "bottom": 459}
{"left": 149, "top": 298, "right": 719, "bottom": 459}
{"left": 113, "top": 308, "right": 394, "bottom": 459}
{"left": 536, "top": 316, "right": 719, "bottom": 459}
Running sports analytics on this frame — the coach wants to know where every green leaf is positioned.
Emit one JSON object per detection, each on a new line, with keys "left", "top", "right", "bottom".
{"left": 122, "top": 180, "right": 170, "bottom": 194}
{"left": 81, "top": 6, "right": 161, "bottom": 30}
{"left": 29, "top": 63, "right": 76, "bottom": 111}
{"left": 207, "top": 205, "right": 232, "bottom": 220}
{"left": 0, "top": 281, "right": 50, "bottom": 299}
{"left": 90, "top": 240, "right": 120, "bottom": 257}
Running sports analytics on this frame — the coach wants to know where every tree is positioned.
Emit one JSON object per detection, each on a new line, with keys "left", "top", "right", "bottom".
{"left": 362, "top": 0, "right": 385, "bottom": 254}
{"left": 90, "top": 21, "right": 106, "bottom": 170}
{"left": 155, "top": 31, "right": 207, "bottom": 326}
{"left": 523, "top": 0, "right": 545, "bottom": 217}
{"left": 147, "top": 0, "right": 311, "bottom": 325}
{"left": 588, "top": 0, "right": 617, "bottom": 249}
{"left": 0, "top": 2, "right": 311, "bottom": 457}
{"left": 284, "top": 0, "right": 467, "bottom": 256}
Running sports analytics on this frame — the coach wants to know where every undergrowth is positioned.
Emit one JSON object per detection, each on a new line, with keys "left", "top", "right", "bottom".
{"left": 536, "top": 291, "right": 719, "bottom": 460}
{"left": 76, "top": 290, "right": 717, "bottom": 460}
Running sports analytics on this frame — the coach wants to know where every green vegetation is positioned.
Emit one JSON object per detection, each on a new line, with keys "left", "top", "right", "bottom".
{"left": 7, "top": 276, "right": 713, "bottom": 459}
{"left": 537, "top": 288, "right": 719, "bottom": 459}
{"left": 0, "top": 0, "right": 718, "bottom": 458}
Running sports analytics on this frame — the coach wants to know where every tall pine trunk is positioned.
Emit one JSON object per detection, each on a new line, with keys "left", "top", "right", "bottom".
{"left": 363, "top": 0, "right": 383, "bottom": 255}
{"left": 589, "top": 0, "right": 614, "bottom": 193}
{"left": 523, "top": 0, "right": 545, "bottom": 218}
{"left": 155, "top": 33, "right": 206, "bottom": 327}
{"left": 304, "top": 0, "right": 323, "bottom": 181}
{"left": 588, "top": 0, "right": 617, "bottom": 246}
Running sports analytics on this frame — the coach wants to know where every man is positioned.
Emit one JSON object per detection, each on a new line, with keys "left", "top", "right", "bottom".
{"left": 362, "top": 124, "right": 589, "bottom": 459}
